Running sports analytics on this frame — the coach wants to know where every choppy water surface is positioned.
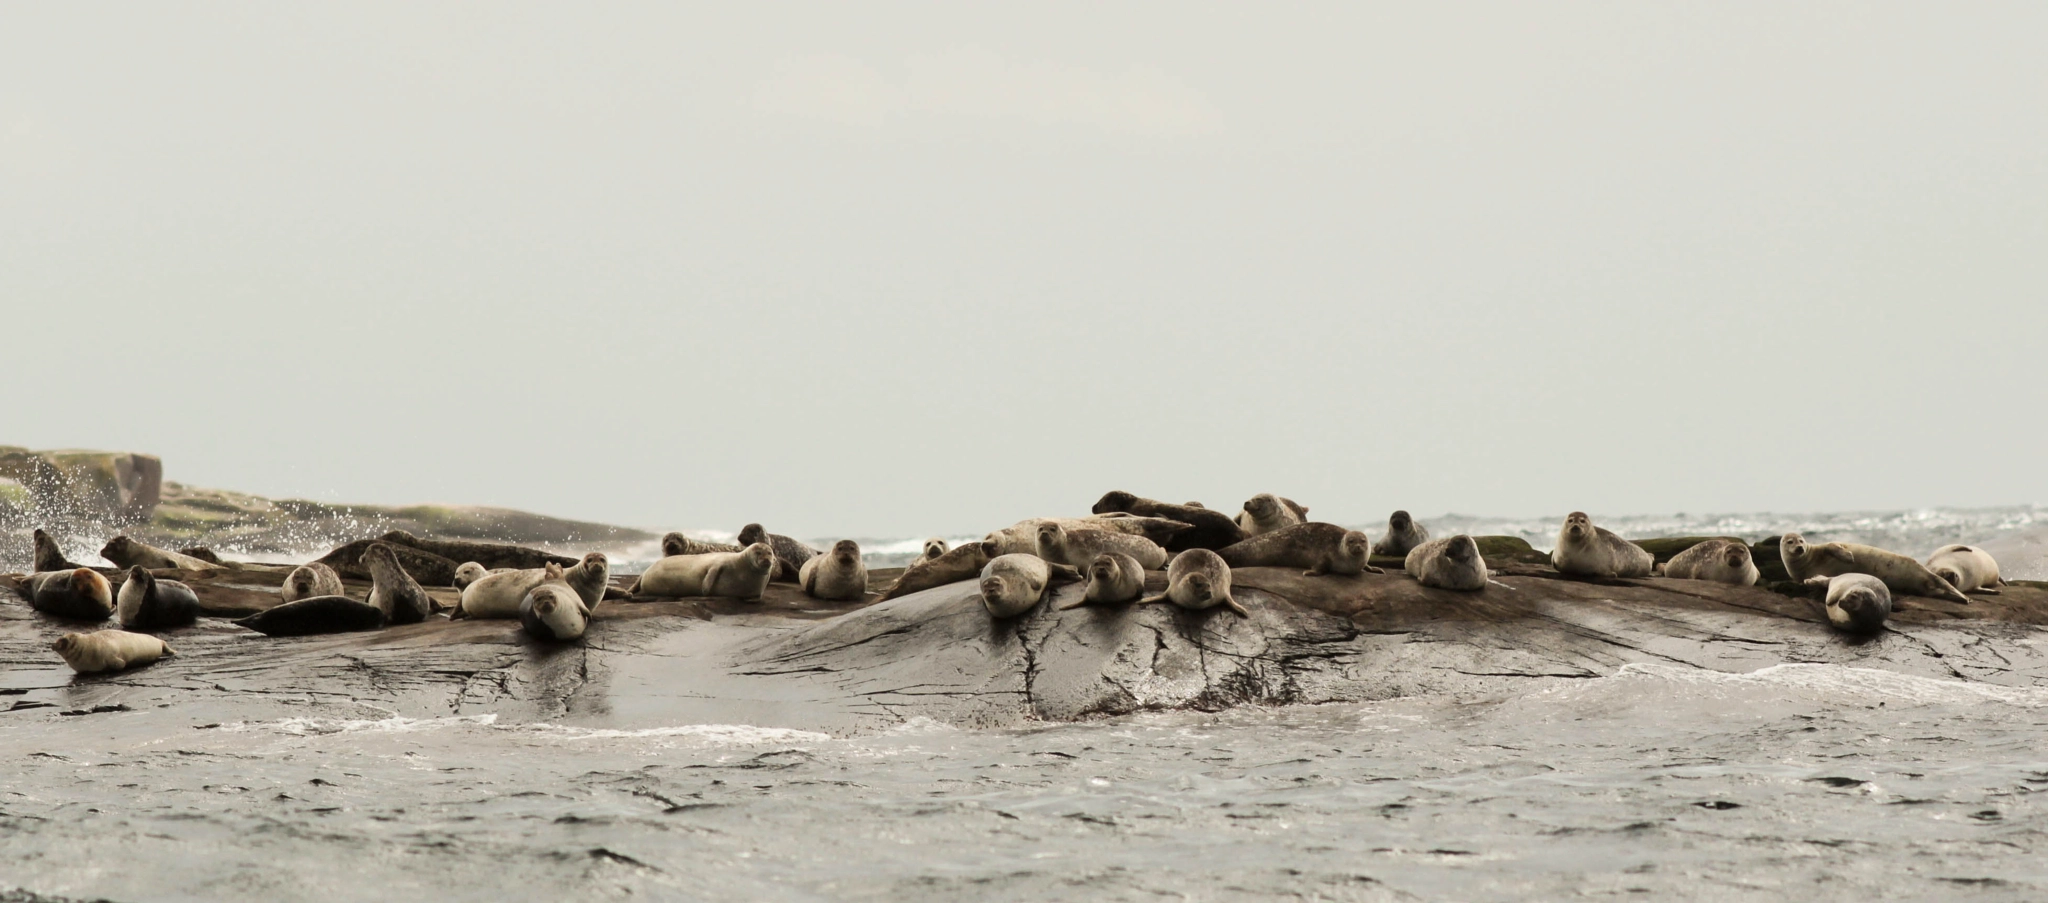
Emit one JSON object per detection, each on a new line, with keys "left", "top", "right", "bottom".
{"left": 4, "top": 663, "right": 2047, "bottom": 901}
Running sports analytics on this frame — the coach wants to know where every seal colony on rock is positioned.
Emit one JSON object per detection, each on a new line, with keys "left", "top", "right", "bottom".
{"left": 52, "top": 629, "right": 173, "bottom": 674}
{"left": 1405, "top": 534, "right": 1488, "bottom": 591}
{"left": 799, "top": 540, "right": 869, "bottom": 602}
{"left": 1217, "top": 523, "right": 1378, "bottom": 577}
{"left": 116, "top": 566, "right": 200, "bottom": 631}
{"left": 1660, "top": 539, "right": 1759, "bottom": 586}
{"left": 1141, "top": 548, "right": 1248, "bottom": 616}
{"left": 1370, "top": 510, "right": 1429, "bottom": 559}
{"left": 738, "top": 524, "right": 818, "bottom": 582}
{"left": 1090, "top": 491, "right": 1245, "bottom": 551}
{"left": 1779, "top": 533, "right": 1974, "bottom": 604}
{"left": 1551, "top": 512, "right": 1655, "bottom": 579}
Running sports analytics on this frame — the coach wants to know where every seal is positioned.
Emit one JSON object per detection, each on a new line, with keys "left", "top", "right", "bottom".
{"left": 178, "top": 547, "right": 225, "bottom": 565}
{"left": 116, "top": 565, "right": 201, "bottom": 631}
{"left": 453, "top": 562, "right": 565, "bottom": 620}
{"left": 1235, "top": 493, "right": 1307, "bottom": 538}
{"left": 738, "top": 524, "right": 818, "bottom": 582}
{"left": 32, "top": 528, "right": 86, "bottom": 572}
{"left": 1034, "top": 522, "right": 1169, "bottom": 571}
{"left": 631, "top": 543, "right": 778, "bottom": 601}
{"left": 363, "top": 542, "right": 436, "bottom": 625}
{"left": 919, "top": 538, "right": 949, "bottom": 562}
{"left": 1216, "top": 523, "right": 1379, "bottom": 577}
{"left": 882, "top": 541, "right": 997, "bottom": 601}
{"left": 451, "top": 562, "right": 508, "bottom": 592}
{"left": 1550, "top": 513, "right": 1654, "bottom": 578}
{"left": 798, "top": 540, "right": 869, "bottom": 602}
{"left": 376, "top": 530, "right": 575, "bottom": 571}
{"left": 1370, "top": 511, "right": 1430, "bottom": 559}
{"left": 1057, "top": 551, "right": 1146, "bottom": 609}
{"left": 1779, "top": 533, "right": 1973, "bottom": 604}
{"left": 1140, "top": 548, "right": 1248, "bottom": 616}
{"left": 282, "top": 562, "right": 346, "bottom": 603}
{"left": 977, "top": 553, "right": 1081, "bottom": 618}
{"left": 313, "top": 539, "right": 459, "bottom": 587}
{"left": 559, "top": 552, "right": 610, "bottom": 609}
{"left": 1824, "top": 573, "right": 1891, "bottom": 634}
{"left": 1660, "top": 539, "right": 1759, "bottom": 586}
{"left": 24, "top": 568, "right": 114, "bottom": 620}
{"left": 1926, "top": 544, "right": 2004, "bottom": 594}
{"left": 99, "top": 535, "right": 216, "bottom": 573}
{"left": 1090, "top": 491, "right": 1246, "bottom": 551}
{"left": 234, "top": 596, "right": 387, "bottom": 637}
{"left": 1405, "top": 534, "right": 1488, "bottom": 591}
{"left": 52, "top": 629, "right": 174, "bottom": 674}
{"left": 984, "top": 516, "right": 1191, "bottom": 556}
{"left": 520, "top": 583, "right": 590, "bottom": 642}
{"left": 662, "top": 532, "right": 742, "bottom": 557}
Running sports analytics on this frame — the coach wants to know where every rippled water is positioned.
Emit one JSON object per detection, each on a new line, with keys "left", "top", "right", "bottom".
{"left": 4, "top": 663, "right": 2046, "bottom": 901}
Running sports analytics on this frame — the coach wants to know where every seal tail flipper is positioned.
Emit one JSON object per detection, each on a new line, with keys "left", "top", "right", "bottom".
{"left": 1221, "top": 596, "right": 1250, "bottom": 618}
{"left": 160, "top": 642, "right": 176, "bottom": 656}
{"left": 1137, "top": 595, "right": 1169, "bottom": 605}
{"left": 1055, "top": 596, "right": 1091, "bottom": 611}
{"left": 1365, "top": 565, "right": 1385, "bottom": 574}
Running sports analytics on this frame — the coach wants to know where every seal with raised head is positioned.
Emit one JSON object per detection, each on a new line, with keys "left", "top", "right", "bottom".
{"left": 1370, "top": 511, "right": 1430, "bottom": 559}
{"left": 1057, "top": 551, "right": 1146, "bottom": 609}
{"left": 799, "top": 540, "right": 869, "bottom": 602}
{"left": 116, "top": 565, "right": 201, "bottom": 631}
{"left": 1660, "top": 539, "right": 1759, "bottom": 586}
{"left": 738, "top": 524, "right": 818, "bottom": 582}
{"left": 1035, "top": 522, "right": 1169, "bottom": 571}
{"left": 984, "top": 516, "right": 1191, "bottom": 557}
{"left": 377, "top": 530, "right": 575, "bottom": 571}
{"left": 520, "top": 583, "right": 590, "bottom": 642}
{"left": 977, "top": 553, "right": 1081, "bottom": 618}
{"left": 883, "top": 541, "right": 997, "bottom": 601}
{"left": 234, "top": 596, "right": 387, "bottom": 637}
{"left": 100, "top": 536, "right": 216, "bottom": 573}
{"left": 1779, "top": 533, "right": 1972, "bottom": 604}
{"left": 919, "top": 538, "right": 949, "bottom": 563}
{"left": 1926, "top": 544, "right": 2004, "bottom": 594}
{"left": 451, "top": 562, "right": 509, "bottom": 592}
{"left": 454, "top": 562, "right": 565, "bottom": 620}
{"left": 1551, "top": 512, "right": 1654, "bottom": 579}
{"left": 364, "top": 542, "right": 435, "bottom": 625}
{"left": 1216, "top": 523, "right": 1379, "bottom": 577}
{"left": 631, "top": 543, "right": 778, "bottom": 601}
{"left": 1405, "top": 534, "right": 1488, "bottom": 591}
{"left": 1824, "top": 573, "right": 1891, "bottom": 634}
{"left": 662, "top": 532, "right": 743, "bottom": 558}
{"left": 314, "top": 539, "right": 459, "bottom": 586}
{"left": 32, "top": 529, "right": 86, "bottom": 572}
{"left": 1140, "top": 548, "right": 1249, "bottom": 616}
{"left": 282, "top": 562, "right": 346, "bottom": 603}
{"left": 1090, "top": 491, "right": 1246, "bottom": 551}
{"left": 25, "top": 568, "right": 114, "bottom": 620}
{"left": 1236, "top": 493, "right": 1307, "bottom": 538}
{"left": 53, "top": 629, "right": 174, "bottom": 674}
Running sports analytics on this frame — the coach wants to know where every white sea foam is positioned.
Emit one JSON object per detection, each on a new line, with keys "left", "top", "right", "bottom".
{"left": 517, "top": 722, "right": 832, "bottom": 744}
{"left": 1606, "top": 662, "right": 2048, "bottom": 708}
{"left": 220, "top": 713, "right": 500, "bottom": 736}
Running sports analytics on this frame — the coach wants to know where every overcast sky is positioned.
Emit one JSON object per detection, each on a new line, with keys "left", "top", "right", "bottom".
{"left": 5, "top": 3, "right": 2044, "bottom": 537}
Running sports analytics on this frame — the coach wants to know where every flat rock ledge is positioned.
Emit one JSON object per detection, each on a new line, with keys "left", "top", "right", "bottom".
{"left": 4, "top": 564, "right": 2046, "bottom": 736}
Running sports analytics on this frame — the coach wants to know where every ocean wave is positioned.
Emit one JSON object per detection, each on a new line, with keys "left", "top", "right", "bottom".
{"left": 219, "top": 713, "right": 500, "bottom": 735}
{"left": 1605, "top": 662, "right": 2048, "bottom": 708}
{"left": 516, "top": 722, "right": 831, "bottom": 744}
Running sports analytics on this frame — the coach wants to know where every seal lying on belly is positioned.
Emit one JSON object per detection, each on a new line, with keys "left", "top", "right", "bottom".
{"left": 33, "top": 529, "right": 87, "bottom": 572}
{"left": 984, "top": 516, "right": 1191, "bottom": 556}
{"left": 520, "top": 583, "right": 590, "bottom": 642}
{"left": 799, "top": 540, "right": 869, "bottom": 602}
{"left": 882, "top": 541, "right": 997, "bottom": 601}
{"left": 1370, "top": 510, "right": 1429, "bottom": 559}
{"left": 1216, "top": 523, "right": 1378, "bottom": 577}
{"left": 100, "top": 536, "right": 216, "bottom": 572}
{"left": 1779, "top": 533, "right": 1972, "bottom": 604}
{"left": 25, "top": 568, "right": 114, "bottom": 620}
{"left": 1660, "top": 539, "right": 1759, "bottom": 586}
{"left": 632, "top": 543, "right": 778, "bottom": 601}
{"left": 1926, "top": 545, "right": 2003, "bottom": 594}
{"left": 1057, "top": 551, "right": 1147, "bottom": 609}
{"left": 1550, "top": 512, "right": 1654, "bottom": 578}
{"left": 1140, "top": 548, "right": 1248, "bottom": 617}
{"left": 453, "top": 554, "right": 608, "bottom": 619}
{"left": 738, "top": 524, "right": 818, "bottom": 582}
{"left": 662, "top": 532, "right": 742, "bottom": 557}
{"left": 235, "top": 596, "right": 387, "bottom": 637}
{"left": 1034, "top": 522, "right": 1169, "bottom": 571}
{"left": 53, "top": 630, "right": 174, "bottom": 674}
{"left": 378, "top": 531, "right": 575, "bottom": 571}
{"left": 364, "top": 542, "right": 436, "bottom": 624}
{"left": 116, "top": 566, "right": 201, "bottom": 631}
{"left": 1090, "top": 491, "right": 1246, "bottom": 551}
{"left": 978, "top": 553, "right": 1082, "bottom": 618}
{"left": 451, "top": 562, "right": 509, "bottom": 592}
{"left": 1824, "top": 573, "right": 1891, "bottom": 634}
{"left": 1235, "top": 494, "right": 1307, "bottom": 538}
{"left": 1405, "top": 534, "right": 1488, "bottom": 591}
{"left": 282, "top": 563, "right": 346, "bottom": 603}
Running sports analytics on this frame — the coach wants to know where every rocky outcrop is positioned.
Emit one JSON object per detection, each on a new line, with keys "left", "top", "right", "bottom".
{"left": 0, "top": 447, "right": 162, "bottom": 525}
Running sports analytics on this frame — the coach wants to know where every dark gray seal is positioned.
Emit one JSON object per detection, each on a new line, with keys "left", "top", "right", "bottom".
{"left": 1370, "top": 510, "right": 1430, "bottom": 558}
{"left": 100, "top": 535, "right": 215, "bottom": 572}
{"left": 364, "top": 542, "right": 435, "bottom": 625}
{"left": 25, "top": 568, "right": 114, "bottom": 621}
{"left": 32, "top": 528, "right": 87, "bottom": 572}
{"left": 378, "top": 530, "right": 576, "bottom": 571}
{"left": 1090, "top": 491, "right": 1245, "bottom": 551}
{"left": 663, "top": 532, "right": 743, "bottom": 557}
{"left": 738, "top": 524, "right": 819, "bottom": 582}
{"left": 235, "top": 596, "right": 387, "bottom": 637}
{"left": 1216, "top": 523, "right": 1379, "bottom": 577}
{"left": 116, "top": 565, "right": 201, "bottom": 631}
{"left": 314, "top": 539, "right": 459, "bottom": 586}
{"left": 1824, "top": 573, "right": 1891, "bottom": 634}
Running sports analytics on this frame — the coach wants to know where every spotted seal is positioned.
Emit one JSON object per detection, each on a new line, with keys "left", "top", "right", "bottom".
{"left": 1824, "top": 573, "right": 1891, "bottom": 634}
{"left": 1090, "top": 491, "right": 1246, "bottom": 551}
{"left": 738, "top": 524, "right": 818, "bottom": 582}
{"left": 1034, "top": 522, "right": 1169, "bottom": 571}
{"left": 1140, "top": 548, "right": 1248, "bottom": 616}
{"left": 1779, "top": 533, "right": 1972, "bottom": 604}
{"left": 1405, "top": 534, "right": 1488, "bottom": 591}
{"left": 1235, "top": 493, "right": 1307, "bottom": 538}
{"left": 1370, "top": 510, "right": 1430, "bottom": 558}
{"left": 53, "top": 629, "right": 174, "bottom": 674}
{"left": 1216, "top": 523, "right": 1378, "bottom": 577}
{"left": 662, "top": 532, "right": 742, "bottom": 557}
{"left": 24, "top": 568, "right": 114, "bottom": 620}
{"left": 1057, "top": 551, "right": 1147, "bottom": 609}
{"left": 1660, "top": 539, "right": 1759, "bottom": 586}
{"left": 1926, "top": 545, "right": 2004, "bottom": 594}
{"left": 364, "top": 542, "right": 436, "bottom": 624}
{"left": 631, "top": 543, "right": 778, "bottom": 600}
{"left": 282, "top": 562, "right": 347, "bottom": 603}
{"left": 799, "top": 540, "right": 869, "bottom": 602}
{"left": 984, "top": 516, "right": 1191, "bottom": 556}
{"left": 882, "top": 541, "right": 997, "bottom": 601}
{"left": 1550, "top": 512, "right": 1654, "bottom": 578}
{"left": 32, "top": 529, "right": 86, "bottom": 572}
{"left": 116, "top": 565, "right": 201, "bottom": 631}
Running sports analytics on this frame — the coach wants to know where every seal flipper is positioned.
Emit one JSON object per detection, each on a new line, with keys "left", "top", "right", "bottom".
{"left": 1046, "top": 563, "right": 1084, "bottom": 586}
{"left": 1055, "top": 596, "right": 1092, "bottom": 611}
{"left": 1221, "top": 596, "right": 1251, "bottom": 618}
{"left": 1137, "top": 594, "right": 1170, "bottom": 605}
